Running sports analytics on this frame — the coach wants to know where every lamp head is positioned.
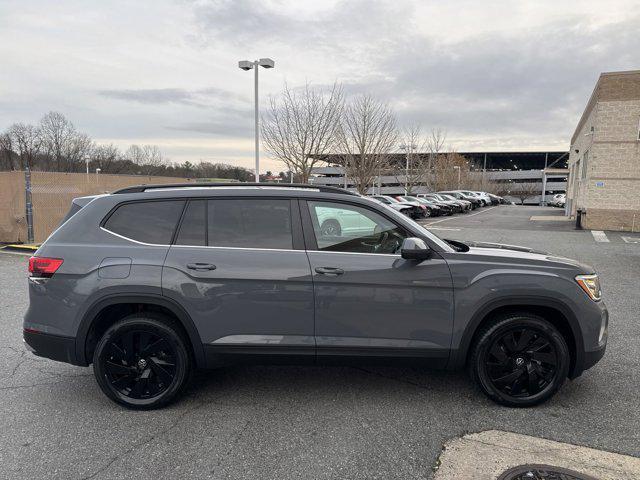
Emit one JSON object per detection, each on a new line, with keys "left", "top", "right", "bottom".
{"left": 258, "top": 58, "right": 275, "bottom": 68}
{"left": 238, "top": 60, "right": 254, "bottom": 71}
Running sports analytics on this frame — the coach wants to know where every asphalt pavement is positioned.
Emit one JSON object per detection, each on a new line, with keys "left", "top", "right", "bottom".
{"left": 1, "top": 205, "right": 638, "bottom": 479}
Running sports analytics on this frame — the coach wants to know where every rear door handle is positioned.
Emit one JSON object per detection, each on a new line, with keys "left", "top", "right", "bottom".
{"left": 186, "top": 263, "right": 217, "bottom": 271}
{"left": 315, "top": 266, "right": 344, "bottom": 276}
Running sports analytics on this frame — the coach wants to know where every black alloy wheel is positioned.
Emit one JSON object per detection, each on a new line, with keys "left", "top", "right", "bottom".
{"left": 470, "top": 314, "right": 570, "bottom": 407}
{"left": 93, "top": 315, "right": 191, "bottom": 409}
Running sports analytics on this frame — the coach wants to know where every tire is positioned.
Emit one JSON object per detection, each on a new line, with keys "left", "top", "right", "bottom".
{"left": 93, "top": 314, "right": 192, "bottom": 409}
{"left": 469, "top": 313, "right": 570, "bottom": 407}
{"left": 320, "top": 219, "right": 341, "bottom": 236}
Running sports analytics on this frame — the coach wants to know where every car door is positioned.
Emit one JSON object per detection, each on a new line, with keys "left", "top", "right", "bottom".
{"left": 301, "top": 199, "right": 454, "bottom": 364}
{"left": 162, "top": 197, "right": 315, "bottom": 366}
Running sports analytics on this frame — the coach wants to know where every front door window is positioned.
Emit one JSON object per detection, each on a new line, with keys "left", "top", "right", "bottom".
{"left": 307, "top": 201, "right": 407, "bottom": 254}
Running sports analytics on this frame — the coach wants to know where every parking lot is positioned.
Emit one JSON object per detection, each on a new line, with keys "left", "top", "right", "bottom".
{"left": 1, "top": 205, "right": 639, "bottom": 479}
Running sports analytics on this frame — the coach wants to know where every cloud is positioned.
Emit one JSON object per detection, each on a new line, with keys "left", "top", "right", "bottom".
{"left": 99, "top": 87, "right": 248, "bottom": 107}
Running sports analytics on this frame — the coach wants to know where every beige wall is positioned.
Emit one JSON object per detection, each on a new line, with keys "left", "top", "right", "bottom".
{"left": 0, "top": 172, "right": 193, "bottom": 243}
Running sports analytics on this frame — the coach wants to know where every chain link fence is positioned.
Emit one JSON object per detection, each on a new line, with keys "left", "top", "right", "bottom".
{"left": 0, "top": 171, "right": 193, "bottom": 244}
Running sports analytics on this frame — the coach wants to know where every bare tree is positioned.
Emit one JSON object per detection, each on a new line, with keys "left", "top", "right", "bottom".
{"left": 431, "top": 150, "right": 470, "bottom": 192}
{"left": 124, "top": 144, "right": 166, "bottom": 174}
{"left": 39, "top": 111, "right": 76, "bottom": 171}
{"left": 426, "top": 128, "right": 446, "bottom": 190}
{"left": 8, "top": 123, "right": 42, "bottom": 170}
{"left": 339, "top": 95, "right": 398, "bottom": 194}
{"left": 507, "top": 182, "right": 539, "bottom": 205}
{"left": 396, "top": 125, "right": 429, "bottom": 195}
{"left": 91, "top": 144, "right": 122, "bottom": 172}
{"left": 0, "top": 132, "right": 15, "bottom": 170}
{"left": 262, "top": 82, "right": 343, "bottom": 183}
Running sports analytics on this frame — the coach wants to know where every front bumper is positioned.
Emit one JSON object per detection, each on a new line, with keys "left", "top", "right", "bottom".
{"left": 23, "top": 329, "right": 79, "bottom": 365}
{"left": 583, "top": 344, "right": 607, "bottom": 372}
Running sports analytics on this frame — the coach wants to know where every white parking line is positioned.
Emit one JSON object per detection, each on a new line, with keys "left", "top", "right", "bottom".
{"left": 591, "top": 230, "right": 610, "bottom": 243}
{"left": 622, "top": 236, "right": 640, "bottom": 244}
{"left": 424, "top": 206, "right": 497, "bottom": 225}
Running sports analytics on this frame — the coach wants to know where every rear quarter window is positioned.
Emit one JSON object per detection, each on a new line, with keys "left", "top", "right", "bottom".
{"left": 103, "top": 200, "right": 185, "bottom": 244}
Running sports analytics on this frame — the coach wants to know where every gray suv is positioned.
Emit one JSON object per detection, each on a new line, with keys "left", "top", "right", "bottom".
{"left": 23, "top": 184, "right": 608, "bottom": 409}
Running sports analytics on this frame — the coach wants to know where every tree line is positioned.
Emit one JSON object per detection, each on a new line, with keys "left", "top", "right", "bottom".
{"left": 0, "top": 111, "right": 254, "bottom": 181}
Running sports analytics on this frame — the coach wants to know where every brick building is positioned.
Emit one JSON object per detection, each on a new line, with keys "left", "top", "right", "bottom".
{"left": 567, "top": 70, "right": 640, "bottom": 231}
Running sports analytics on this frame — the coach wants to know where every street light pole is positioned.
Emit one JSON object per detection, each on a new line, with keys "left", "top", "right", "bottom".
{"left": 453, "top": 165, "right": 461, "bottom": 189}
{"left": 238, "top": 58, "right": 275, "bottom": 183}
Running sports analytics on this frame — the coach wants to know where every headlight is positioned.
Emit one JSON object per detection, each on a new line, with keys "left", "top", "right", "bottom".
{"left": 575, "top": 274, "right": 602, "bottom": 301}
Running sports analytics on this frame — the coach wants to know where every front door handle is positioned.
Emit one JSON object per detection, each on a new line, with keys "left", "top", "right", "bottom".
{"left": 187, "top": 263, "right": 217, "bottom": 271}
{"left": 315, "top": 266, "right": 345, "bottom": 276}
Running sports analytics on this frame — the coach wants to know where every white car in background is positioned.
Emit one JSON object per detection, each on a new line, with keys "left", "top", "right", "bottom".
{"left": 549, "top": 193, "right": 566, "bottom": 207}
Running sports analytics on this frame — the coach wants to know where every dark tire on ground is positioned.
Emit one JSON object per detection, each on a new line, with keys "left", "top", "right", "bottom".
{"left": 320, "top": 219, "right": 341, "bottom": 236}
{"left": 468, "top": 313, "right": 570, "bottom": 407}
{"left": 93, "top": 314, "right": 192, "bottom": 410}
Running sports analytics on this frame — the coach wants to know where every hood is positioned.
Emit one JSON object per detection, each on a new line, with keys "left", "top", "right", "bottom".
{"left": 448, "top": 240, "right": 595, "bottom": 273}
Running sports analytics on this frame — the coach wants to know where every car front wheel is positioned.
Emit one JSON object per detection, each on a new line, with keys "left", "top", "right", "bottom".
{"left": 93, "top": 314, "right": 192, "bottom": 409}
{"left": 469, "top": 313, "right": 570, "bottom": 407}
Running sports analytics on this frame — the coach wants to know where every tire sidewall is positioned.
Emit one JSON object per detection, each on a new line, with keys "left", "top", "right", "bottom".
{"left": 473, "top": 316, "right": 570, "bottom": 407}
{"left": 93, "top": 316, "right": 190, "bottom": 409}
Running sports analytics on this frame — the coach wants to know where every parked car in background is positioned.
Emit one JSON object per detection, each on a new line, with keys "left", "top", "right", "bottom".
{"left": 416, "top": 194, "right": 464, "bottom": 214}
{"left": 24, "top": 183, "right": 608, "bottom": 409}
{"left": 369, "top": 197, "right": 414, "bottom": 217}
{"left": 487, "top": 193, "right": 503, "bottom": 205}
{"left": 549, "top": 194, "right": 566, "bottom": 208}
{"left": 426, "top": 193, "right": 472, "bottom": 212}
{"left": 459, "top": 191, "right": 491, "bottom": 206}
{"left": 371, "top": 195, "right": 429, "bottom": 218}
{"left": 439, "top": 191, "right": 481, "bottom": 209}
{"left": 396, "top": 195, "right": 453, "bottom": 216}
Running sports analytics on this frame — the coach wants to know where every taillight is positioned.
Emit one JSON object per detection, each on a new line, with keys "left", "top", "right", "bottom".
{"left": 28, "top": 257, "right": 63, "bottom": 278}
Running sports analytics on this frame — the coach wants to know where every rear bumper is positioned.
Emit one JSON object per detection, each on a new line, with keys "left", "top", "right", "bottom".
{"left": 23, "top": 329, "right": 80, "bottom": 365}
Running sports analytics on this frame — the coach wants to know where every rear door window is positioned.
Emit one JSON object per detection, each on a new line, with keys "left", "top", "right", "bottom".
{"left": 208, "top": 199, "right": 292, "bottom": 249}
{"left": 175, "top": 200, "right": 206, "bottom": 246}
{"left": 104, "top": 200, "right": 185, "bottom": 244}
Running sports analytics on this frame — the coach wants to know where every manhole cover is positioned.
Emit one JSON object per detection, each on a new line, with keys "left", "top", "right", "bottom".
{"left": 498, "top": 464, "right": 599, "bottom": 480}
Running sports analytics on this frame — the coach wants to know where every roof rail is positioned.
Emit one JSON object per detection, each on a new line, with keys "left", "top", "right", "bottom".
{"left": 112, "top": 182, "right": 358, "bottom": 196}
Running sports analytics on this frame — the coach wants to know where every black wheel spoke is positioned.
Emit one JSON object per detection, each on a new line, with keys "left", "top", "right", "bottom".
{"left": 493, "top": 368, "right": 524, "bottom": 385}
{"left": 122, "top": 331, "right": 136, "bottom": 364}
{"left": 489, "top": 343, "right": 509, "bottom": 364}
{"left": 530, "top": 351, "right": 556, "bottom": 366}
{"left": 105, "top": 360, "right": 134, "bottom": 375}
{"left": 502, "top": 333, "right": 517, "bottom": 353}
{"left": 528, "top": 337, "right": 551, "bottom": 352}
{"left": 141, "top": 337, "right": 169, "bottom": 356}
{"left": 108, "top": 343, "right": 127, "bottom": 362}
{"left": 148, "top": 357, "right": 173, "bottom": 385}
{"left": 526, "top": 365, "right": 540, "bottom": 394}
{"left": 515, "top": 329, "right": 536, "bottom": 351}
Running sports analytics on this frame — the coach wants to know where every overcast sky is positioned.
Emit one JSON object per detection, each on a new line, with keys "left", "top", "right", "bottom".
{"left": 1, "top": 0, "right": 638, "bottom": 172}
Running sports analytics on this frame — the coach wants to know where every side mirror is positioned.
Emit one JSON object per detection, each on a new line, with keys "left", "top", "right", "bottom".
{"left": 401, "top": 237, "right": 431, "bottom": 261}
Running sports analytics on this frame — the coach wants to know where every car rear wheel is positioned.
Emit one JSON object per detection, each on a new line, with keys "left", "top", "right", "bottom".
{"left": 320, "top": 219, "right": 341, "bottom": 236}
{"left": 469, "top": 313, "right": 570, "bottom": 407}
{"left": 93, "top": 314, "right": 192, "bottom": 409}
